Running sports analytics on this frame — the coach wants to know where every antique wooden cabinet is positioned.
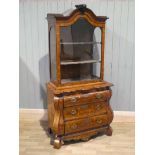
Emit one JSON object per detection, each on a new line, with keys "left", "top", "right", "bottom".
{"left": 47, "top": 4, "right": 113, "bottom": 149}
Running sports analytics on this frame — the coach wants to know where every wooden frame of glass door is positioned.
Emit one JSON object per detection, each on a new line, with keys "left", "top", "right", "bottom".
{"left": 55, "top": 8, "right": 107, "bottom": 85}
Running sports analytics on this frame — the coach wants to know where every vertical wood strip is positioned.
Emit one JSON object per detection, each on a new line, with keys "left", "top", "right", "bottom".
{"left": 104, "top": 0, "right": 115, "bottom": 83}
{"left": 100, "top": 25, "right": 105, "bottom": 80}
{"left": 123, "top": 0, "right": 135, "bottom": 110}
{"left": 128, "top": 0, "right": 135, "bottom": 111}
{"left": 56, "top": 24, "right": 61, "bottom": 84}
{"left": 23, "top": 0, "right": 36, "bottom": 108}
{"left": 110, "top": 0, "right": 122, "bottom": 110}
{"left": 116, "top": 0, "right": 130, "bottom": 110}
{"left": 19, "top": 0, "right": 28, "bottom": 108}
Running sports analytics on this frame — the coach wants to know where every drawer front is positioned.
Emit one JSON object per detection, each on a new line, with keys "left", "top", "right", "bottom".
{"left": 65, "top": 115, "right": 108, "bottom": 134}
{"left": 64, "top": 103, "right": 92, "bottom": 121}
{"left": 64, "top": 102, "right": 108, "bottom": 121}
{"left": 64, "top": 90, "right": 112, "bottom": 107}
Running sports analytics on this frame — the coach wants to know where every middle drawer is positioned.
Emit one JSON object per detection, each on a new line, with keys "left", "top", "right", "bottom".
{"left": 64, "top": 102, "right": 108, "bottom": 121}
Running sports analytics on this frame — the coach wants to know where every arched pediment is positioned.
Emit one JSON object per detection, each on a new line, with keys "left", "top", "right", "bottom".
{"left": 55, "top": 4, "right": 108, "bottom": 27}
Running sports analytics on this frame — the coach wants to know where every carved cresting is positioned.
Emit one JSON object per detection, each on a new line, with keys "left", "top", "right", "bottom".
{"left": 75, "top": 4, "right": 87, "bottom": 14}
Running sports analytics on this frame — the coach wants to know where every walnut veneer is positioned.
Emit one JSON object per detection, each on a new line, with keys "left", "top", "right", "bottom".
{"left": 47, "top": 4, "right": 114, "bottom": 149}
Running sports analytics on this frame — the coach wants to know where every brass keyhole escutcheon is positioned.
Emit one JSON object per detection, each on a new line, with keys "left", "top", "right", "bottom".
{"left": 71, "top": 97, "right": 77, "bottom": 103}
{"left": 96, "top": 119, "right": 102, "bottom": 124}
{"left": 96, "top": 93, "right": 103, "bottom": 99}
{"left": 71, "top": 109, "right": 77, "bottom": 115}
{"left": 71, "top": 124, "right": 78, "bottom": 129}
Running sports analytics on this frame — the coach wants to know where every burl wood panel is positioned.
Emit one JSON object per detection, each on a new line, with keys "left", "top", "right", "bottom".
{"left": 64, "top": 90, "right": 112, "bottom": 107}
{"left": 65, "top": 114, "right": 108, "bottom": 134}
{"left": 64, "top": 101, "right": 108, "bottom": 121}
{"left": 47, "top": 82, "right": 113, "bottom": 148}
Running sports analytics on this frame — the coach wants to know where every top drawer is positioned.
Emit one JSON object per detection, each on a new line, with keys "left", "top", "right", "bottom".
{"left": 64, "top": 90, "right": 112, "bottom": 107}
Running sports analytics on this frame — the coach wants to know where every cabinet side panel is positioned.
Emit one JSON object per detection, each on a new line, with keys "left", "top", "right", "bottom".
{"left": 47, "top": 86, "right": 55, "bottom": 129}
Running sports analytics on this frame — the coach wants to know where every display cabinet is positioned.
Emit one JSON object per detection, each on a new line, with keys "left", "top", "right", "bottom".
{"left": 47, "top": 4, "right": 113, "bottom": 149}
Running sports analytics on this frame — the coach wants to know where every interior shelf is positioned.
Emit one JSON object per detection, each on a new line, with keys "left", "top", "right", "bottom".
{"left": 61, "top": 75, "right": 100, "bottom": 83}
{"left": 60, "top": 41, "right": 101, "bottom": 45}
{"left": 61, "top": 59, "right": 101, "bottom": 65}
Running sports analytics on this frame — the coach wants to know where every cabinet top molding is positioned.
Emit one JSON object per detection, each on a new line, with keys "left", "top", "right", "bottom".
{"left": 47, "top": 4, "right": 108, "bottom": 23}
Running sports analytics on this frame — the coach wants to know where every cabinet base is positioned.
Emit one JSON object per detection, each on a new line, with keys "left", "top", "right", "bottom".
{"left": 49, "top": 126, "right": 112, "bottom": 149}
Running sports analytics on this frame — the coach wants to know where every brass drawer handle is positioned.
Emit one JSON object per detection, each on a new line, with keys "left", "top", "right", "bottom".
{"left": 96, "top": 119, "right": 103, "bottom": 124}
{"left": 96, "top": 93, "right": 103, "bottom": 99}
{"left": 71, "top": 109, "right": 77, "bottom": 115}
{"left": 70, "top": 97, "right": 77, "bottom": 103}
{"left": 71, "top": 124, "right": 78, "bottom": 130}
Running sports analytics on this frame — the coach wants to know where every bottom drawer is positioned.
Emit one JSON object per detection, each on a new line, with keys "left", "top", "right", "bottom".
{"left": 65, "top": 114, "right": 108, "bottom": 134}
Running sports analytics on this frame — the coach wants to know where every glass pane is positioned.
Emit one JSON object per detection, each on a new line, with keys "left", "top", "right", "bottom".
{"left": 60, "top": 18, "right": 101, "bottom": 83}
{"left": 93, "top": 27, "right": 101, "bottom": 60}
{"left": 50, "top": 26, "right": 57, "bottom": 81}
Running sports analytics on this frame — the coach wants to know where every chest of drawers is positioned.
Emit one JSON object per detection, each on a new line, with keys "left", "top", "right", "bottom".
{"left": 47, "top": 81, "right": 113, "bottom": 149}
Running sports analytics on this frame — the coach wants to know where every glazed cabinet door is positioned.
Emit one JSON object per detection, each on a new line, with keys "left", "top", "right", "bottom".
{"left": 59, "top": 18, "right": 102, "bottom": 84}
